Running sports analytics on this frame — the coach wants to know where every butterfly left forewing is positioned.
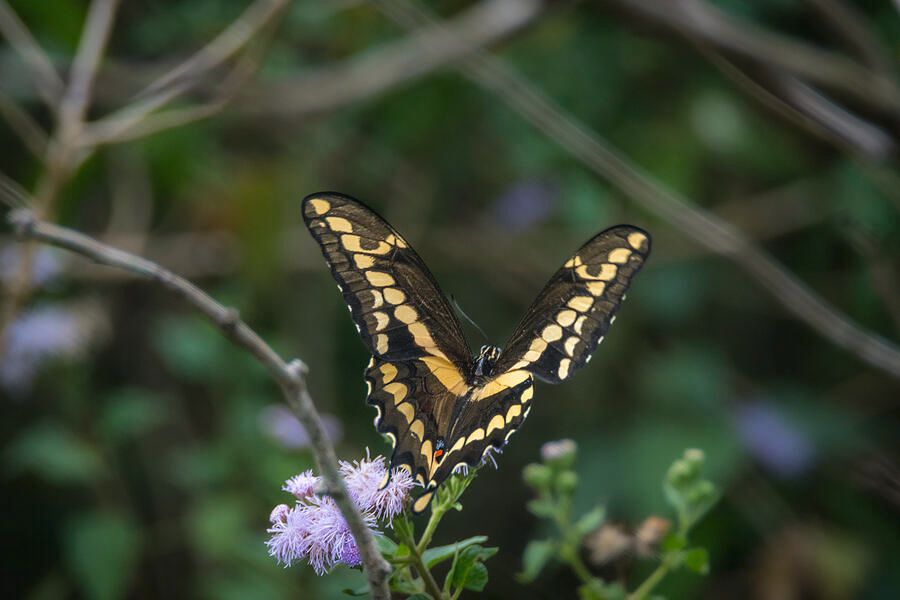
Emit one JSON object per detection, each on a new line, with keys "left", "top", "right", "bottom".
{"left": 302, "top": 193, "right": 471, "bottom": 366}
{"left": 494, "top": 225, "right": 650, "bottom": 383}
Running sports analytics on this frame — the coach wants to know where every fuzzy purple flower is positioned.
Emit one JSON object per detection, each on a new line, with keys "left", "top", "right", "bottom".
{"left": 266, "top": 452, "right": 415, "bottom": 574}
{"left": 283, "top": 470, "right": 319, "bottom": 500}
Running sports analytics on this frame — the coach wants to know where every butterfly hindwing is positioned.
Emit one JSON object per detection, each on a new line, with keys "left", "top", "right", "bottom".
{"left": 493, "top": 226, "right": 650, "bottom": 383}
{"left": 302, "top": 193, "right": 471, "bottom": 366}
{"left": 365, "top": 356, "right": 471, "bottom": 506}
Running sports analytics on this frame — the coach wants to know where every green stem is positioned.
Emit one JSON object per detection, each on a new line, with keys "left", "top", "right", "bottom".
{"left": 398, "top": 517, "right": 444, "bottom": 599}
{"left": 416, "top": 504, "right": 446, "bottom": 555}
{"left": 627, "top": 553, "right": 677, "bottom": 600}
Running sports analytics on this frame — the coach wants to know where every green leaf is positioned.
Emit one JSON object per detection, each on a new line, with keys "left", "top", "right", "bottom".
{"left": 422, "top": 535, "right": 488, "bottom": 568}
{"left": 375, "top": 534, "right": 399, "bottom": 558}
{"left": 573, "top": 506, "right": 606, "bottom": 538}
{"left": 447, "top": 544, "right": 498, "bottom": 592}
{"left": 578, "top": 579, "right": 626, "bottom": 600}
{"left": 64, "top": 512, "right": 141, "bottom": 600}
{"left": 406, "top": 595, "right": 433, "bottom": 600}
{"left": 684, "top": 547, "right": 710, "bottom": 575}
{"left": 388, "top": 571, "right": 424, "bottom": 595}
{"left": 342, "top": 585, "right": 370, "bottom": 597}
{"left": 517, "top": 539, "right": 556, "bottom": 583}
{"left": 7, "top": 422, "right": 103, "bottom": 484}
{"left": 391, "top": 513, "right": 415, "bottom": 541}
{"left": 661, "top": 533, "right": 687, "bottom": 553}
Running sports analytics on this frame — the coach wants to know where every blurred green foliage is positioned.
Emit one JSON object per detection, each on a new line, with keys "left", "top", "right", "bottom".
{"left": 2, "top": 1, "right": 900, "bottom": 599}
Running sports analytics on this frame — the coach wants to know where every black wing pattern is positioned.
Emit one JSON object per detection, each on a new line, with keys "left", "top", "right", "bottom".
{"left": 492, "top": 225, "right": 651, "bottom": 383}
{"left": 302, "top": 192, "right": 651, "bottom": 514}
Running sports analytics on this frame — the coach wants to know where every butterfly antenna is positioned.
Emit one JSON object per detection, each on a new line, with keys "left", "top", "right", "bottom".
{"left": 451, "top": 295, "right": 489, "bottom": 343}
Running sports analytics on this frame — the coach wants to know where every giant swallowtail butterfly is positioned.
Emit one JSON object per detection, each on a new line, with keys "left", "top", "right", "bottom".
{"left": 302, "top": 192, "right": 650, "bottom": 513}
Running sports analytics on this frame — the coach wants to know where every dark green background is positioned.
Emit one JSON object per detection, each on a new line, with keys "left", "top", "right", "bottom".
{"left": 2, "top": 1, "right": 899, "bottom": 598}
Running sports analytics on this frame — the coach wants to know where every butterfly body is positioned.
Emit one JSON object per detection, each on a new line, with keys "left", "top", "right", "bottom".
{"left": 302, "top": 192, "right": 650, "bottom": 513}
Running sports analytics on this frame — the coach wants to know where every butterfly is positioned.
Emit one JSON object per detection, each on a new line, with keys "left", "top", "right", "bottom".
{"left": 302, "top": 192, "right": 650, "bottom": 513}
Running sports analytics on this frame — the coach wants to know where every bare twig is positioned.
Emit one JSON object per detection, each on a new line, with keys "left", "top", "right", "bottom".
{"left": 603, "top": 0, "right": 900, "bottom": 115}
{"left": 243, "top": 0, "right": 547, "bottom": 116}
{"left": 374, "top": 0, "right": 900, "bottom": 379}
{"left": 6, "top": 209, "right": 393, "bottom": 599}
{"left": 137, "top": 0, "right": 287, "bottom": 99}
{"left": 700, "top": 48, "right": 894, "bottom": 160}
{"left": 81, "top": 0, "right": 287, "bottom": 147}
{"left": 0, "top": 92, "right": 47, "bottom": 158}
{"left": 804, "top": 0, "right": 893, "bottom": 74}
{"left": 59, "top": 0, "right": 120, "bottom": 139}
{"left": 0, "top": 1, "right": 64, "bottom": 108}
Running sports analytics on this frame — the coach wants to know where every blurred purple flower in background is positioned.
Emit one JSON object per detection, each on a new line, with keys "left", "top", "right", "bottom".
{"left": 266, "top": 453, "right": 414, "bottom": 573}
{"left": 1, "top": 301, "right": 108, "bottom": 394}
{"left": 258, "top": 404, "right": 343, "bottom": 449}
{"left": 733, "top": 401, "right": 816, "bottom": 477}
{"left": 489, "top": 179, "right": 557, "bottom": 232}
{"left": 0, "top": 245, "right": 63, "bottom": 287}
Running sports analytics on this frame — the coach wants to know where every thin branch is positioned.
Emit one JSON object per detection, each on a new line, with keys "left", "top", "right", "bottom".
{"left": 136, "top": 0, "right": 287, "bottom": 100}
{"left": 81, "top": 0, "right": 287, "bottom": 147}
{"left": 242, "top": 0, "right": 548, "bottom": 116}
{"left": 0, "top": 92, "right": 48, "bottom": 158}
{"left": 804, "top": 0, "right": 893, "bottom": 75}
{"left": 700, "top": 48, "right": 894, "bottom": 160}
{"left": 375, "top": 0, "right": 900, "bottom": 379}
{"left": 6, "top": 209, "right": 392, "bottom": 600}
{"left": 603, "top": 0, "right": 900, "bottom": 116}
{"left": 59, "top": 0, "right": 120, "bottom": 138}
{"left": 0, "top": 1, "right": 64, "bottom": 108}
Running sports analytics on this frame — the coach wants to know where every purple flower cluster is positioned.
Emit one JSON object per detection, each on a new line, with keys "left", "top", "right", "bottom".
{"left": 266, "top": 454, "right": 414, "bottom": 574}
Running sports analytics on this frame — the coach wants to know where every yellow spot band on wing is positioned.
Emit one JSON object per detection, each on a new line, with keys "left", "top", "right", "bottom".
{"left": 420, "top": 356, "right": 467, "bottom": 393}
{"left": 396, "top": 401, "right": 415, "bottom": 423}
{"left": 394, "top": 305, "right": 418, "bottom": 324}
{"left": 307, "top": 199, "right": 330, "bottom": 215}
{"left": 506, "top": 404, "right": 522, "bottom": 421}
{"left": 608, "top": 248, "right": 631, "bottom": 264}
{"left": 486, "top": 414, "right": 505, "bottom": 435}
{"left": 557, "top": 309, "right": 577, "bottom": 327}
{"left": 476, "top": 370, "right": 531, "bottom": 400}
{"left": 383, "top": 287, "right": 406, "bottom": 305}
{"left": 353, "top": 254, "right": 375, "bottom": 269}
{"left": 576, "top": 263, "right": 617, "bottom": 281}
{"left": 587, "top": 281, "right": 606, "bottom": 296}
{"left": 413, "top": 490, "right": 434, "bottom": 513}
{"left": 367, "top": 289, "right": 384, "bottom": 309}
{"left": 628, "top": 231, "right": 648, "bottom": 250}
{"left": 466, "top": 428, "right": 485, "bottom": 444}
{"left": 567, "top": 296, "right": 593, "bottom": 312}
{"left": 340, "top": 234, "right": 392, "bottom": 255}
{"left": 373, "top": 311, "right": 389, "bottom": 331}
{"left": 521, "top": 386, "right": 534, "bottom": 403}
{"left": 365, "top": 271, "right": 396, "bottom": 287}
{"left": 542, "top": 324, "right": 563, "bottom": 343}
{"left": 558, "top": 358, "right": 572, "bottom": 380}
{"left": 409, "top": 419, "right": 425, "bottom": 441}
{"left": 384, "top": 382, "right": 407, "bottom": 403}
{"left": 325, "top": 216, "right": 353, "bottom": 232}
{"left": 379, "top": 362, "right": 398, "bottom": 384}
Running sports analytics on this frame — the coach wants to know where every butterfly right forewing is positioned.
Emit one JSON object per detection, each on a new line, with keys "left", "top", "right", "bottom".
{"left": 493, "top": 225, "right": 650, "bottom": 383}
